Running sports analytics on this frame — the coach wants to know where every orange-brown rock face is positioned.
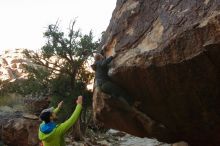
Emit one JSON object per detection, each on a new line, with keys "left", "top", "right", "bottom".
{"left": 93, "top": 0, "right": 220, "bottom": 145}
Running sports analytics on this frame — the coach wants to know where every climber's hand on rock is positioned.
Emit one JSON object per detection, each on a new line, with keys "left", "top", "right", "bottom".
{"left": 102, "top": 44, "right": 107, "bottom": 51}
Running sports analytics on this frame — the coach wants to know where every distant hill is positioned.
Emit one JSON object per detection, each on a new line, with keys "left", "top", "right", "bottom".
{"left": 0, "top": 49, "right": 31, "bottom": 82}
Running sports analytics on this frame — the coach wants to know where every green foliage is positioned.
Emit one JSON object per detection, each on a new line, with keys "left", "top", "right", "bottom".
{"left": 1, "top": 20, "right": 98, "bottom": 100}
{"left": 0, "top": 20, "right": 98, "bottom": 128}
{"left": 0, "top": 66, "right": 50, "bottom": 96}
{"left": 22, "top": 20, "right": 98, "bottom": 96}
{"left": 0, "top": 20, "right": 102, "bottom": 139}
{"left": 24, "top": 21, "right": 98, "bottom": 121}
{"left": 0, "top": 94, "right": 26, "bottom": 111}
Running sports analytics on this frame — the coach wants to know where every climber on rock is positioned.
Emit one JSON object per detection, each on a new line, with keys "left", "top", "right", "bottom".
{"left": 91, "top": 53, "right": 133, "bottom": 105}
{"left": 38, "top": 95, "right": 83, "bottom": 146}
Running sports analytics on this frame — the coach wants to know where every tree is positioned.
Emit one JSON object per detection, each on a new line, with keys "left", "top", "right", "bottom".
{"left": 24, "top": 20, "right": 98, "bottom": 92}
{"left": 23, "top": 20, "right": 100, "bottom": 139}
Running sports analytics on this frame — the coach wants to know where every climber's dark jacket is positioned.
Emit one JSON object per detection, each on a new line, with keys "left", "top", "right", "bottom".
{"left": 92, "top": 56, "right": 133, "bottom": 104}
{"left": 92, "top": 56, "right": 113, "bottom": 86}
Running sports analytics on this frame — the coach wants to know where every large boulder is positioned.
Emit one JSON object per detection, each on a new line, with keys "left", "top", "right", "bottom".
{"left": 93, "top": 0, "right": 220, "bottom": 146}
{"left": 0, "top": 96, "right": 50, "bottom": 146}
{"left": 0, "top": 113, "right": 40, "bottom": 146}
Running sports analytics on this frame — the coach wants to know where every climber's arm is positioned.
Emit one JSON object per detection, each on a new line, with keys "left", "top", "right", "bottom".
{"left": 57, "top": 96, "right": 83, "bottom": 135}
{"left": 53, "top": 101, "right": 63, "bottom": 114}
{"left": 101, "top": 56, "right": 113, "bottom": 66}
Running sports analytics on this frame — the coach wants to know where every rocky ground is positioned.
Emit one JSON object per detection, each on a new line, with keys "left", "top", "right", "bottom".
{"left": 0, "top": 94, "right": 185, "bottom": 146}
{"left": 64, "top": 129, "right": 171, "bottom": 146}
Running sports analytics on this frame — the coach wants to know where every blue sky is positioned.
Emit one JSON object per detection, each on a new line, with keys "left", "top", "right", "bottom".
{"left": 0, "top": 0, "right": 116, "bottom": 53}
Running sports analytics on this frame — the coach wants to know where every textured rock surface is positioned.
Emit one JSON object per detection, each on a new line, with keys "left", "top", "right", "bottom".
{"left": 93, "top": 0, "right": 220, "bottom": 145}
{"left": 0, "top": 113, "right": 40, "bottom": 146}
{"left": 0, "top": 49, "right": 29, "bottom": 81}
{"left": 0, "top": 95, "right": 50, "bottom": 146}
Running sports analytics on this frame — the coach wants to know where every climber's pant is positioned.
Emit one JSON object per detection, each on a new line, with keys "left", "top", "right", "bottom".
{"left": 100, "top": 81, "right": 133, "bottom": 104}
{"left": 101, "top": 81, "right": 123, "bottom": 97}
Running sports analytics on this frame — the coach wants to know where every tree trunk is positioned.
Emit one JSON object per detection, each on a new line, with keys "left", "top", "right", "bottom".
{"left": 70, "top": 119, "right": 83, "bottom": 141}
